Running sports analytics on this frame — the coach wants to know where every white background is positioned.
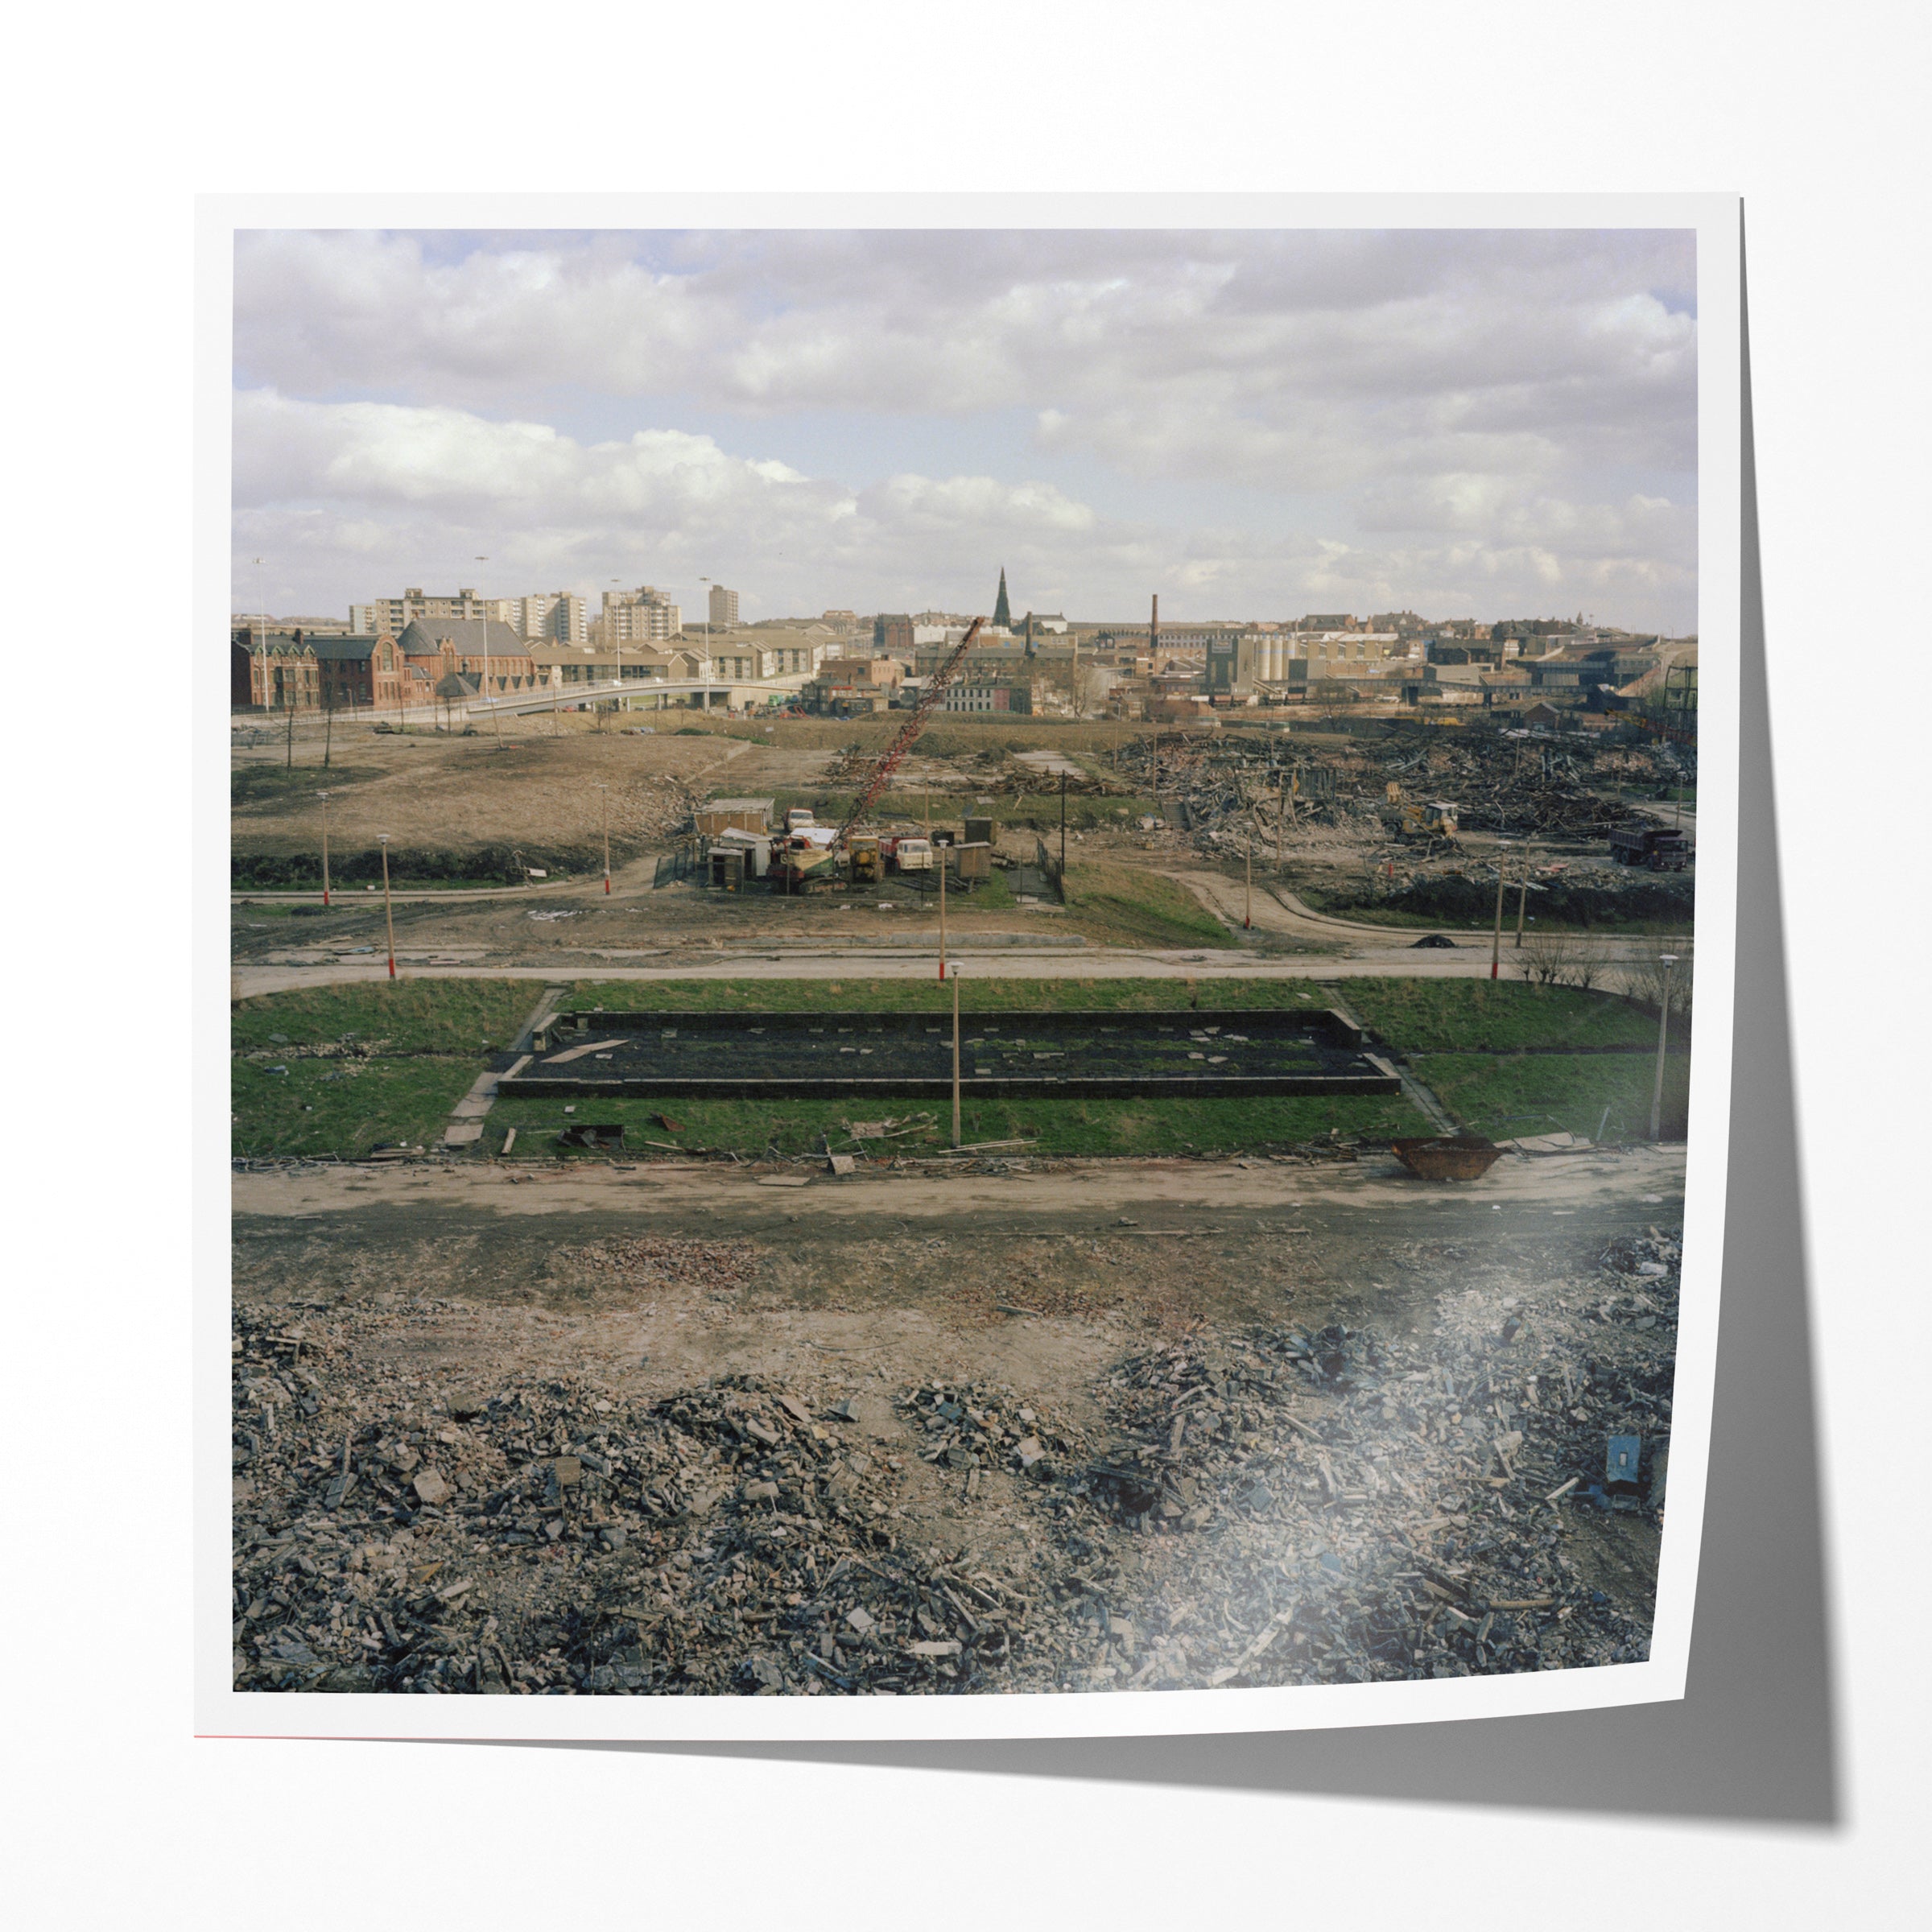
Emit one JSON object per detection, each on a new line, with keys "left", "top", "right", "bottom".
{"left": 7, "top": 3, "right": 1925, "bottom": 1925}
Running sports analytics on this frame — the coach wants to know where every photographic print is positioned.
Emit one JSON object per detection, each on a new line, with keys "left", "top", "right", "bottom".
{"left": 206, "top": 197, "right": 1737, "bottom": 1740}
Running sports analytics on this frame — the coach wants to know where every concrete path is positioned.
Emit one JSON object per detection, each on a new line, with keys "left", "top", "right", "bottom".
{"left": 436, "top": 986, "right": 564, "bottom": 1148}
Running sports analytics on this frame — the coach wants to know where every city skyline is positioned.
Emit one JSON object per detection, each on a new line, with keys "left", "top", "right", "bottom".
{"left": 233, "top": 228, "right": 1699, "bottom": 632}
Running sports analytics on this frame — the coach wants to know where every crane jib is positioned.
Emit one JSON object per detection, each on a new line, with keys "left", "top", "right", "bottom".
{"left": 831, "top": 615, "right": 984, "bottom": 849}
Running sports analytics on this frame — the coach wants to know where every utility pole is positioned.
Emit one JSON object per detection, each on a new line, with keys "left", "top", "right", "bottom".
{"left": 284, "top": 677, "right": 295, "bottom": 769}
{"left": 1649, "top": 954, "right": 1678, "bottom": 1140}
{"left": 379, "top": 835, "right": 396, "bottom": 980}
{"left": 1059, "top": 771, "right": 1067, "bottom": 878}
{"left": 1515, "top": 870, "right": 1530, "bottom": 947}
{"left": 938, "top": 841, "right": 947, "bottom": 982}
{"left": 950, "top": 960, "right": 962, "bottom": 1149}
{"left": 317, "top": 791, "right": 331, "bottom": 907}
{"left": 1245, "top": 811, "right": 1253, "bottom": 929}
{"left": 597, "top": 782, "right": 611, "bottom": 894}
{"left": 1490, "top": 841, "right": 1508, "bottom": 981}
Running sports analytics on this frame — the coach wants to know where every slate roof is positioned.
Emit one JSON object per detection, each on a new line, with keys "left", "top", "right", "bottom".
{"left": 395, "top": 617, "right": 528, "bottom": 656}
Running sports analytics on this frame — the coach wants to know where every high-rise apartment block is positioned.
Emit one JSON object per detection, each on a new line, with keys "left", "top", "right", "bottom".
{"left": 596, "top": 585, "right": 683, "bottom": 644}
{"left": 349, "top": 587, "right": 586, "bottom": 642}
{"left": 349, "top": 588, "right": 509, "bottom": 634}
{"left": 708, "top": 584, "right": 740, "bottom": 627}
{"left": 506, "top": 592, "right": 588, "bottom": 642}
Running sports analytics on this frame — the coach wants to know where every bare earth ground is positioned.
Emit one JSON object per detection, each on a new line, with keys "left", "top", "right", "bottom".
{"left": 232, "top": 1150, "right": 1682, "bottom": 1699}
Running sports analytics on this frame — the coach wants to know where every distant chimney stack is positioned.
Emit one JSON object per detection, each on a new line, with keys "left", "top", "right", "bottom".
{"left": 1150, "top": 592, "right": 1159, "bottom": 652}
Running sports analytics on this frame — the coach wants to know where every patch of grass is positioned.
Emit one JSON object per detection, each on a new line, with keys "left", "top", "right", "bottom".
{"left": 486, "top": 1091, "right": 1419, "bottom": 1161}
{"left": 231, "top": 1055, "right": 483, "bottom": 1158}
{"left": 568, "top": 976, "right": 1321, "bottom": 1015}
{"left": 1416, "top": 1050, "right": 1691, "bottom": 1143}
{"left": 1057, "top": 860, "right": 1236, "bottom": 949}
{"left": 1341, "top": 978, "right": 1657, "bottom": 1052}
{"left": 231, "top": 980, "right": 548, "bottom": 1055}
{"left": 230, "top": 763, "right": 382, "bottom": 809}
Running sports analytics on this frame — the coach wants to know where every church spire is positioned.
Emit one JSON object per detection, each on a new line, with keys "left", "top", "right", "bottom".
{"left": 993, "top": 566, "right": 1011, "bottom": 630}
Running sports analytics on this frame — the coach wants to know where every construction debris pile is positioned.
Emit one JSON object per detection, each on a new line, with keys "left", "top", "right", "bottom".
{"left": 1113, "top": 729, "right": 1693, "bottom": 854}
{"left": 234, "top": 1220, "right": 1675, "bottom": 1696}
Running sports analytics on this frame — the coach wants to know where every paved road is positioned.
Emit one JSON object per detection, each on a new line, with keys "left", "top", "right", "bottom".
{"left": 231, "top": 943, "right": 1678, "bottom": 997}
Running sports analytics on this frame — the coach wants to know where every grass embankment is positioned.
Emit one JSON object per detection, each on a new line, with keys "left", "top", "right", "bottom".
{"left": 1340, "top": 976, "right": 1689, "bottom": 1140}
{"left": 1416, "top": 1052, "right": 1690, "bottom": 1143}
{"left": 1057, "top": 860, "right": 1234, "bottom": 949}
{"left": 231, "top": 974, "right": 1692, "bottom": 1158}
{"left": 1341, "top": 978, "right": 1660, "bottom": 1051}
{"left": 231, "top": 980, "right": 546, "bottom": 1158}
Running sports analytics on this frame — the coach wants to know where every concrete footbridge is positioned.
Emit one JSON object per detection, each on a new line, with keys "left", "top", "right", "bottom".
{"left": 464, "top": 674, "right": 808, "bottom": 720}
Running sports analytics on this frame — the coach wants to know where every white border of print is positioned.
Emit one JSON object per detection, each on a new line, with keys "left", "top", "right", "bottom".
{"left": 196, "top": 190, "right": 1739, "bottom": 1744}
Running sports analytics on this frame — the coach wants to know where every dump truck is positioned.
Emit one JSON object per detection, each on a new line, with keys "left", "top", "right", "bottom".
{"left": 1608, "top": 824, "right": 1691, "bottom": 870}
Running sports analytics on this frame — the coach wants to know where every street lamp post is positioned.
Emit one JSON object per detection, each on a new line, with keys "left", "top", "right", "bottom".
{"left": 1244, "top": 809, "right": 1253, "bottom": 929}
{"left": 475, "top": 559, "right": 502, "bottom": 745}
{"left": 700, "top": 577, "right": 714, "bottom": 715}
{"left": 317, "top": 791, "right": 331, "bottom": 907}
{"left": 596, "top": 782, "right": 611, "bottom": 894}
{"left": 378, "top": 834, "right": 396, "bottom": 980}
{"left": 610, "top": 578, "right": 625, "bottom": 723}
{"left": 1515, "top": 869, "right": 1530, "bottom": 947}
{"left": 938, "top": 839, "right": 947, "bottom": 982}
{"left": 949, "top": 960, "right": 962, "bottom": 1149}
{"left": 1489, "top": 841, "right": 1509, "bottom": 980}
{"left": 1649, "top": 954, "right": 1679, "bottom": 1140}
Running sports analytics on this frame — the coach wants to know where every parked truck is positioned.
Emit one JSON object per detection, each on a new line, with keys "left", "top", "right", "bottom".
{"left": 1608, "top": 824, "right": 1691, "bottom": 871}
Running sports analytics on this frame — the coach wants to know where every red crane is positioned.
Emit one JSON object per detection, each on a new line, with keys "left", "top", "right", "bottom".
{"left": 830, "top": 616, "right": 983, "bottom": 849}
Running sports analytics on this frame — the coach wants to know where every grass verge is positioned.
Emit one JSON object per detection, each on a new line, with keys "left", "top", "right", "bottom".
{"left": 1340, "top": 978, "right": 1659, "bottom": 1052}
{"left": 1414, "top": 1050, "right": 1691, "bottom": 1143}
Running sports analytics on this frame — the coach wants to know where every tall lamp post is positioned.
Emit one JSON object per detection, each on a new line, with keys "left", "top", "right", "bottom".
{"left": 378, "top": 834, "right": 397, "bottom": 980}
{"left": 475, "top": 558, "right": 501, "bottom": 745}
{"left": 1489, "top": 840, "right": 1509, "bottom": 981}
{"left": 610, "top": 578, "right": 625, "bottom": 722}
{"left": 699, "top": 577, "right": 713, "bottom": 715}
{"left": 1649, "top": 954, "right": 1679, "bottom": 1141}
{"left": 1244, "top": 806, "right": 1253, "bottom": 930}
{"left": 316, "top": 791, "right": 332, "bottom": 907}
{"left": 948, "top": 960, "right": 962, "bottom": 1150}
{"left": 596, "top": 782, "right": 611, "bottom": 894}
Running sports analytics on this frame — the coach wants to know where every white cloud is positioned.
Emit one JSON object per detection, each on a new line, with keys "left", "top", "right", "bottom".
{"left": 232, "top": 228, "right": 1699, "bottom": 626}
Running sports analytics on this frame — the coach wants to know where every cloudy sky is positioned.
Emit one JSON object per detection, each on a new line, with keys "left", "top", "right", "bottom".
{"left": 232, "top": 227, "right": 1698, "bottom": 629}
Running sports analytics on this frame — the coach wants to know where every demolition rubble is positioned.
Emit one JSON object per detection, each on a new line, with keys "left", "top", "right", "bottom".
{"left": 233, "top": 1231, "right": 1676, "bottom": 1697}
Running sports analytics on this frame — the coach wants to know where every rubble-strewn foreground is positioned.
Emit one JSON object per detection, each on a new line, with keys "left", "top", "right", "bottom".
{"left": 233, "top": 1229, "right": 1677, "bottom": 1696}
